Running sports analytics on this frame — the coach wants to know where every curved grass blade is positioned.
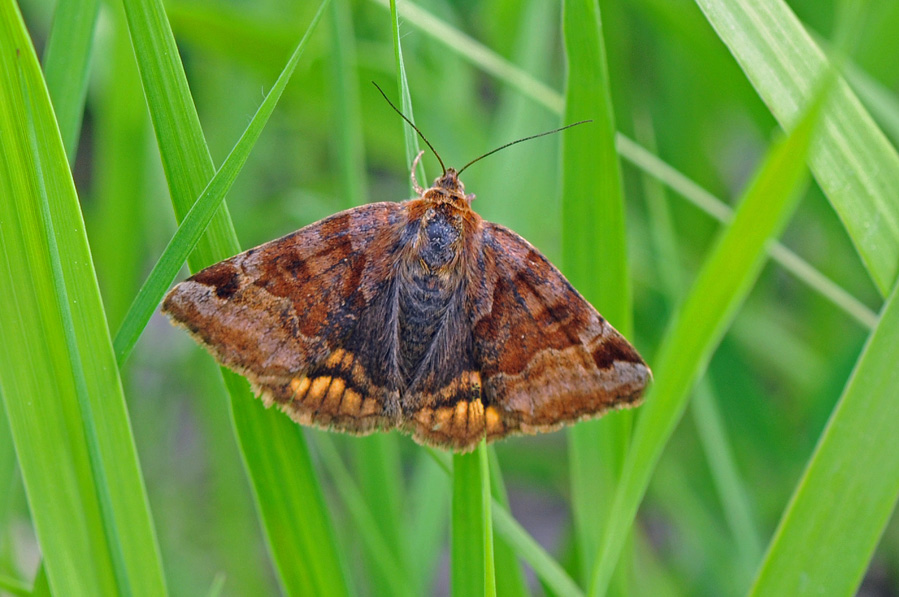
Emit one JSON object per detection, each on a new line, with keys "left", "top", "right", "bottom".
{"left": 41, "top": 0, "right": 98, "bottom": 158}
{"left": 588, "top": 79, "right": 830, "bottom": 597}
{"left": 113, "top": 0, "right": 328, "bottom": 365}
{"left": 0, "top": 3, "right": 166, "bottom": 594}
{"left": 695, "top": 0, "right": 899, "bottom": 296}
{"left": 119, "top": 0, "right": 349, "bottom": 592}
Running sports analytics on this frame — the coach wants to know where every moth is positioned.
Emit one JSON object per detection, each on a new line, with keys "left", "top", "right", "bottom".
{"left": 163, "top": 95, "right": 650, "bottom": 452}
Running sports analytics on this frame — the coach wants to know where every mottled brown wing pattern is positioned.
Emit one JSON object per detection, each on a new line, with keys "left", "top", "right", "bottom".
{"left": 162, "top": 201, "right": 409, "bottom": 436}
{"left": 466, "top": 223, "right": 649, "bottom": 442}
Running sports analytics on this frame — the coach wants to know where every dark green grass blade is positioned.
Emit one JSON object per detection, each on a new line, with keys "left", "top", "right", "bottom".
{"left": 119, "top": 0, "right": 348, "bottom": 592}
{"left": 588, "top": 81, "right": 829, "bottom": 597}
{"left": 41, "top": 0, "right": 98, "bottom": 158}
{"left": 452, "top": 444, "right": 495, "bottom": 597}
{"left": 561, "top": 0, "right": 634, "bottom": 588}
{"left": 0, "top": 3, "right": 166, "bottom": 594}
{"left": 749, "top": 284, "right": 899, "bottom": 594}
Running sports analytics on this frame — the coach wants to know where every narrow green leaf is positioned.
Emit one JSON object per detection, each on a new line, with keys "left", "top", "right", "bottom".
{"left": 562, "top": 0, "right": 633, "bottom": 587}
{"left": 388, "top": 0, "right": 425, "bottom": 186}
{"left": 452, "top": 448, "right": 487, "bottom": 597}
{"left": 41, "top": 0, "right": 98, "bottom": 158}
{"left": 749, "top": 283, "right": 899, "bottom": 594}
{"left": 113, "top": 0, "right": 327, "bottom": 365}
{"left": 480, "top": 443, "right": 496, "bottom": 597}
{"left": 0, "top": 3, "right": 166, "bottom": 594}
{"left": 695, "top": 0, "right": 899, "bottom": 296}
{"left": 119, "top": 0, "right": 349, "bottom": 592}
{"left": 588, "top": 81, "right": 829, "bottom": 597}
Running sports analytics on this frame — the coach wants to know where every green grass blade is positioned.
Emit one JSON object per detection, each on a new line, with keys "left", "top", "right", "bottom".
{"left": 41, "top": 0, "right": 98, "bottom": 158}
{"left": 749, "top": 284, "right": 899, "bottom": 594}
{"left": 388, "top": 0, "right": 425, "bottom": 185}
{"left": 120, "top": 0, "right": 349, "bottom": 592}
{"left": 562, "top": 0, "right": 634, "bottom": 587}
{"left": 480, "top": 443, "right": 496, "bottom": 597}
{"left": 113, "top": 2, "right": 327, "bottom": 365}
{"left": 452, "top": 445, "right": 491, "bottom": 597}
{"left": 588, "top": 81, "right": 828, "bottom": 597}
{"left": 0, "top": 3, "right": 166, "bottom": 594}
{"left": 487, "top": 449, "right": 528, "bottom": 597}
{"left": 695, "top": 0, "right": 899, "bottom": 296}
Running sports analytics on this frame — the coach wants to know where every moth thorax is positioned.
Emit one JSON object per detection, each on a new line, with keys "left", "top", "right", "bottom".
{"left": 418, "top": 208, "right": 461, "bottom": 272}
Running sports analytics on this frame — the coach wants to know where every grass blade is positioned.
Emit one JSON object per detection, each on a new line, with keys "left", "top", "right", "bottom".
{"left": 41, "top": 0, "right": 98, "bottom": 157}
{"left": 113, "top": 0, "right": 327, "bottom": 365}
{"left": 0, "top": 3, "right": 166, "bottom": 594}
{"left": 119, "top": 0, "right": 349, "bottom": 592}
{"left": 562, "top": 0, "right": 634, "bottom": 588}
{"left": 749, "top": 284, "right": 899, "bottom": 594}
{"left": 452, "top": 444, "right": 493, "bottom": 597}
{"left": 695, "top": 0, "right": 899, "bottom": 296}
{"left": 588, "top": 80, "right": 829, "bottom": 597}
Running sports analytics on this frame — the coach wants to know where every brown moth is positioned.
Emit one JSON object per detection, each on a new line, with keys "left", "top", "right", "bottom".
{"left": 163, "top": 103, "right": 650, "bottom": 452}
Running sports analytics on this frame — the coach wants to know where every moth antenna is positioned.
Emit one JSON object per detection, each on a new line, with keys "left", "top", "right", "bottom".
{"left": 372, "top": 81, "right": 446, "bottom": 177}
{"left": 457, "top": 120, "right": 593, "bottom": 175}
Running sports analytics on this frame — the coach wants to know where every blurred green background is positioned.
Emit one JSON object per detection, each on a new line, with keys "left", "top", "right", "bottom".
{"left": 4, "top": 0, "right": 898, "bottom": 595}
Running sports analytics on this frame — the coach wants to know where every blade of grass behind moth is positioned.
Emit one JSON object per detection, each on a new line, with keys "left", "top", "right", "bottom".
{"left": 405, "top": 451, "right": 451, "bottom": 593}
{"left": 749, "top": 278, "right": 899, "bottom": 595}
{"left": 695, "top": 0, "right": 899, "bottom": 296}
{"left": 119, "top": 0, "right": 349, "bottom": 593}
{"left": 562, "top": 0, "right": 634, "bottom": 589}
{"left": 89, "top": 3, "right": 151, "bottom": 331}
{"left": 452, "top": 446, "right": 489, "bottom": 597}
{"left": 0, "top": 6, "right": 166, "bottom": 594}
{"left": 365, "top": 2, "right": 879, "bottom": 332}
{"left": 113, "top": 0, "right": 327, "bottom": 365}
{"left": 588, "top": 77, "right": 832, "bottom": 597}
{"left": 634, "top": 110, "right": 763, "bottom": 581}
{"left": 388, "top": 0, "right": 425, "bottom": 186}
{"left": 41, "top": 0, "right": 98, "bottom": 159}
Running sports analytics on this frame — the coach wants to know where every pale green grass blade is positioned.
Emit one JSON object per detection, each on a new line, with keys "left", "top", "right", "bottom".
{"left": 562, "top": 0, "right": 634, "bottom": 588}
{"left": 616, "top": 134, "right": 878, "bottom": 330}
{"left": 749, "top": 286, "right": 899, "bottom": 594}
{"left": 120, "top": 0, "right": 349, "bottom": 592}
{"left": 374, "top": 3, "right": 879, "bottom": 331}
{"left": 480, "top": 443, "right": 497, "bottom": 597}
{"left": 452, "top": 446, "right": 491, "bottom": 597}
{"left": 41, "top": 0, "right": 98, "bottom": 157}
{"left": 0, "top": 3, "right": 166, "bottom": 594}
{"left": 588, "top": 82, "right": 828, "bottom": 597}
{"left": 695, "top": 0, "right": 899, "bottom": 296}
{"left": 113, "top": 1, "right": 327, "bottom": 365}
{"left": 388, "top": 0, "right": 425, "bottom": 186}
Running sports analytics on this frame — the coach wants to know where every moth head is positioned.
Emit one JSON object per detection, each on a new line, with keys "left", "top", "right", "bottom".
{"left": 424, "top": 168, "right": 475, "bottom": 206}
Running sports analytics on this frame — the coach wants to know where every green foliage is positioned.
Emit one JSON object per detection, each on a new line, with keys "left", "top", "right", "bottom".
{"left": 2, "top": 0, "right": 898, "bottom": 594}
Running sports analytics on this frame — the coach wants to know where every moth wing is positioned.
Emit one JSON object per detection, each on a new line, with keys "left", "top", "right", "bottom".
{"left": 469, "top": 222, "right": 650, "bottom": 442}
{"left": 162, "top": 201, "right": 409, "bottom": 435}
